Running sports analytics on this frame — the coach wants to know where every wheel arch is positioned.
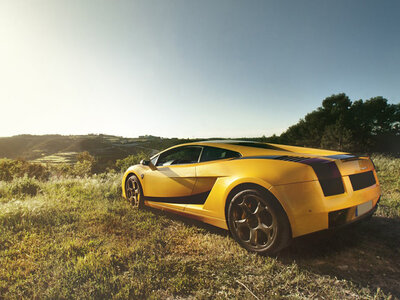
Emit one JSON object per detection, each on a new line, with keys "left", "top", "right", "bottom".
{"left": 122, "top": 170, "right": 143, "bottom": 198}
{"left": 224, "top": 182, "right": 292, "bottom": 238}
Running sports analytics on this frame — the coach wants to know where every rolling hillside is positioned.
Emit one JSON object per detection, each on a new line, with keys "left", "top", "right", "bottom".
{"left": 0, "top": 134, "right": 189, "bottom": 166}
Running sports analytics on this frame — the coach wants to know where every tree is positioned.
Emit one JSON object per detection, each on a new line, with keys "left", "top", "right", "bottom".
{"left": 320, "top": 122, "right": 354, "bottom": 151}
{"left": 74, "top": 151, "right": 96, "bottom": 176}
{"left": 279, "top": 93, "right": 400, "bottom": 152}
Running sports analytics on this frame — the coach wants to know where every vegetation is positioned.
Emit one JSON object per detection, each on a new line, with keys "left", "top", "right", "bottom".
{"left": 0, "top": 152, "right": 147, "bottom": 181}
{"left": 1, "top": 94, "right": 398, "bottom": 174}
{"left": 0, "top": 151, "right": 399, "bottom": 298}
{"left": 0, "top": 159, "right": 49, "bottom": 181}
{"left": 279, "top": 94, "right": 400, "bottom": 153}
{"left": 115, "top": 152, "right": 148, "bottom": 172}
{"left": 372, "top": 154, "right": 400, "bottom": 218}
{"left": 0, "top": 134, "right": 192, "bottom": 172}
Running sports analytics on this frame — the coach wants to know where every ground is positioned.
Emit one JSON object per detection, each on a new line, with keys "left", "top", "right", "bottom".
{"left": 0, "top": 155, "right": 399, "bottom": 299}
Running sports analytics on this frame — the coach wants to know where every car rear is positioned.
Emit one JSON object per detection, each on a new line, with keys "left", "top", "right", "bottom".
{"left": 325, "top": 155, "right": 380, "bottom": 228}
{"left": 269, "top": 154, "right": 381, "bottom": 237}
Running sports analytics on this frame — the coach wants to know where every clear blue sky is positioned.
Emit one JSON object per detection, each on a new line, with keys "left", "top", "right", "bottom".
{"left": 0, "top": 0, "right": 399, "bottom": 138}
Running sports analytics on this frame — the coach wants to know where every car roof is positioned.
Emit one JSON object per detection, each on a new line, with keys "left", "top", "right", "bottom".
{"left": 170, "top": 140, "right": 291, "bottom": 156}
{"left": 152, "top": 139, "right": 346, "bottom": 159}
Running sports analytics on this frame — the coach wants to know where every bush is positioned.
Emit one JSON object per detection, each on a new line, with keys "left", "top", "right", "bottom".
{"left": 0, "top": 159, "right": 15, "bottom": 181}
{"left": 8, "top": 175, "right": 41, "bottom": 197}
{"left": 48, "top": 163, "right": 73, "bottom": 178}
{"left": 22, "top": 162, "right": 50, "bottom": 181}
{"left": 71, "top": 152, "right": 97, "bottom": 177}
{"left": 115, "top": 152, "right": 148, "bottom": 172}
{"left": 73, "top": 160, "right": 94, "bottom": 177}
{"left": 0, "top": 159, "right": 50, "bottom": 181}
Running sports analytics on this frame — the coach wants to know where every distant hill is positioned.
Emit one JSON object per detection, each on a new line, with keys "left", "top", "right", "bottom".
{"left": 0, "top": 134, "right": 193, "bottom": 166}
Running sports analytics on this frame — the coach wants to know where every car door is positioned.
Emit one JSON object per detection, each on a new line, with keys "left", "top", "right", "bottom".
{"left": 142, "top": 146, "right": 202, "bottom": 202}
{"left": 192, "top": 146, "right": 242, "bottom": 196}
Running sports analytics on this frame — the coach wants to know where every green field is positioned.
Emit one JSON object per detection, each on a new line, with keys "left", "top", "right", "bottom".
{"left": 32, "top": 152, "right": 79, "bottom": 164}
{"left": 0, "top": 155, "right": 399, "bottom": 299}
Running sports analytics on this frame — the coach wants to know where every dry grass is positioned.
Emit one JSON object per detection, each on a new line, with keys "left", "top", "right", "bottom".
{"left": 0, "top": 156, "right": 399, "bottom": 299}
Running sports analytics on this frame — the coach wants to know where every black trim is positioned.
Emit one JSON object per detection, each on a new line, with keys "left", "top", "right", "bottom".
{"left": 301, "top": 158, "right": 344, "bottom": 196}
{"left": 273, "top": 155, "right": 309, "bottom": 162}
{"left": 328, "top": 197, "right": 379, "bottom": 229}
{"left": 238, "top": 155, "right": 283, "bottom": 160}
{"left": 143, "top": 190, "right": 210, "bottom": 205}
{"left": 349, "top": 171, "right": 376, "bottom": 191}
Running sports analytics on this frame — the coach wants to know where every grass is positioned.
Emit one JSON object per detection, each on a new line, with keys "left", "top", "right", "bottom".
{"left": 372, "top": 154, "right": 400, "bottom": 218}
{"left": 0, "top": 157, "right": 399, "bottom": 299}
{"left": 32, "top": 152, "right": 79, "bottom": 164}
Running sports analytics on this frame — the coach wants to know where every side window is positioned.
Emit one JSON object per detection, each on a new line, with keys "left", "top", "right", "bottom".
{"left": 156, "top": 147, "right": 202, "bottom": 166}
{"left": 200, "top": 146, "right": 241, "bottom": 162}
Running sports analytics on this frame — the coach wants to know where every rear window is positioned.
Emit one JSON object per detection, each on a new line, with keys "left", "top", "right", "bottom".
{"left": 200, "top": 146, "right": 241, "bottom": 162}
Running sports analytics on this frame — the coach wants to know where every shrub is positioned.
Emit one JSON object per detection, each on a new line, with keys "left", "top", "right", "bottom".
{"left": 8, "top": 175, "right": 41, "bottom": 197}
{"left": 0, "top": 159, "right": 50, "bottom": 181}
{"left": 73, "top": 160, "right": 93, "bottom": 177}
{"left": 71, "top": 152, "right": 97, "bottom": 177}
{"left": 0, "top": 159, "right": 16, "bottom": 181}
{"left": 115, "top": 152, "right": 148, "bottom": 172}
{"left": 21, "top": 162, "right": 50, "bottom": 181}
{"left": 0, "top": 182, "right": 6, "bottom": 199}
{"left": 77, "top": 151, "right": 96, "bottom": 164}
{"left": 48, "top": 163, "right": 73, "bottom": 178}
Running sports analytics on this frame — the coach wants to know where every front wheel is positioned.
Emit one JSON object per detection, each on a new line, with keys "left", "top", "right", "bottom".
{"left": 227, "top": 189, "right": 291, "bottom": 255}
{"left": 125, "top": 175, "right": 144, "bottom": 209}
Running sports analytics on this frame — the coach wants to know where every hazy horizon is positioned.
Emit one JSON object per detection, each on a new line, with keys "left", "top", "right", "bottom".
{"left": 1, "top": 0, "right": 399, "bottom": 139}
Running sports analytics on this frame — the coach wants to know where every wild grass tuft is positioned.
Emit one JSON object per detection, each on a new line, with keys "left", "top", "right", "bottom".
{"left": 372, "top": 154, "right": 400, "bottom": 218}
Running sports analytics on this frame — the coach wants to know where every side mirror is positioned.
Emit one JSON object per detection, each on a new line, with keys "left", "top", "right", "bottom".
{"left": 140, "top": 159, "right": 150, "bottom": 166}
{"left": 140, "top": 159, "right": 157, "bottom": 170}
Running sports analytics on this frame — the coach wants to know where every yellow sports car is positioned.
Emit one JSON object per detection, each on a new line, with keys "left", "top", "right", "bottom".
{"left": 122, "top": 140, "right": 380, "bottom": 254}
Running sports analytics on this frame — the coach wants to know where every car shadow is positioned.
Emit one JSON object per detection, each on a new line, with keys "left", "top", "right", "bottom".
{"left": 146, "top": 207, "right": 229, "bottom": 237}
{"left": 277, "top": 216, "right": 400, "bottom": 297}
{"left": 146, "top": 207, "right": 400, "bottom": 297}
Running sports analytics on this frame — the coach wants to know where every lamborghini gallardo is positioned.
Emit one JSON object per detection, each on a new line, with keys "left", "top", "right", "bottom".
{"left": 122, "top": 141, "right": 380, "bottom": 254}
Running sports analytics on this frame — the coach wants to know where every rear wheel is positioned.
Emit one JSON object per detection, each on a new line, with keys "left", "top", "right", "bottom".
{"left": 125, "top": 175, "right": 144, "bottom": 208}
{"left": 227, "top": 189, "right": 291, "bottom": 254}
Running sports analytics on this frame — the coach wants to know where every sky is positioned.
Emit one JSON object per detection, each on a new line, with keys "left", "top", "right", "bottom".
{"left": 0, "top": 0, "right": 399, "bottom": 138}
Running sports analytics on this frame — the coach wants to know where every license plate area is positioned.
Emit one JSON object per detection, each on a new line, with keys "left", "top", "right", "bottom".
{"left": 356, "top": 200, "right": 373, "bottom": 217}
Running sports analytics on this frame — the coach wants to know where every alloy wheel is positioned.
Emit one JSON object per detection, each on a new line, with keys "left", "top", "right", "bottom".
{"left": 230, "top": 191, "right": 278, "bottom": 250}
{"left": 125, "top": 176, "right": 141, "bottom": 207}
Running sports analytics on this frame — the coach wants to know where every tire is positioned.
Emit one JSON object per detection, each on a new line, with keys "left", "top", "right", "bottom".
{"left": 227, "top": 189, "right": 291, "bottom": 255}
{"left": 125, "top": 175, "right": 144, "bottom": 209}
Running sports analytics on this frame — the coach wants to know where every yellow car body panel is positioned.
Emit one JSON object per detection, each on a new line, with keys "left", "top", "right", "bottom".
{"left": 143, "top": 163, "right": 197, "bottom": 198}
{"left": 122, "top": 141, "right": 381, "bottom": 238}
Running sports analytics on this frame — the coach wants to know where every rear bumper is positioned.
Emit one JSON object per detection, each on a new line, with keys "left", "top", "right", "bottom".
{"left": 328, "top": 197, "right": 379, "bottom": 229}
{"left": 270, "top": 178, "right": 381, "bottom": 238}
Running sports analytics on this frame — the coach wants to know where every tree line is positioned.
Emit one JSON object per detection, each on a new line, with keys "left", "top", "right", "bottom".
{"left": 265, "top": 93, "right": 400, "bottom": 154}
